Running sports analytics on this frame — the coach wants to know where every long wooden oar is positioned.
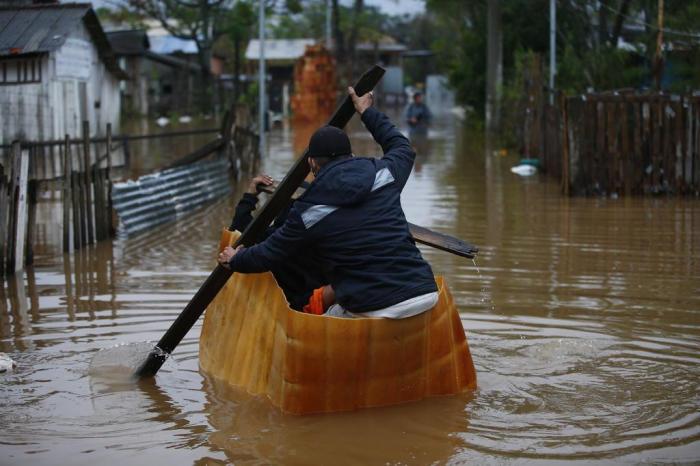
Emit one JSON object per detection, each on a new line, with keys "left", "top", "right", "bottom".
{"left": 134, "top": 65, "right": 386, "bottom": 378}
{"left": 255, "top": 184, "right": 479, "bottom": 259}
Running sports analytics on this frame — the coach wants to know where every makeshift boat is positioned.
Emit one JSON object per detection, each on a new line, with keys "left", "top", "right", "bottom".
{"left": 199, "top": 229, "right": 477, "bottom": 415}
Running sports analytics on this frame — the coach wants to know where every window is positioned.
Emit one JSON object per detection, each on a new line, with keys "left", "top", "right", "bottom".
{"left": 0, "top": 56, "right": 42, "bottom": 85}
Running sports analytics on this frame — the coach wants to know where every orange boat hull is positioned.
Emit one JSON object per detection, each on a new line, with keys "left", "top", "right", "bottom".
{"left": 200, "top": 230, "right": 477, "bottom": 414}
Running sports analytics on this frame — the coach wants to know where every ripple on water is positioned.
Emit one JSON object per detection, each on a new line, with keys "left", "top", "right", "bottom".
{"left": 460, "top": 317, "right": 700, "bottom": 460}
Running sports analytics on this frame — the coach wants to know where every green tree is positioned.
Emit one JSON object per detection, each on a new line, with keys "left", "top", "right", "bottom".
{"left": 128, "top": 0, "right": 249, "bottom": 111}
{"left": 426, "top": 0, "right": 700, "bottom": 118}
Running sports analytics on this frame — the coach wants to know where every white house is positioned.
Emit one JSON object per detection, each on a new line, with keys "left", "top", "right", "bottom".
{"left": 0, "top": 3, "right": 126, "bottom": 144}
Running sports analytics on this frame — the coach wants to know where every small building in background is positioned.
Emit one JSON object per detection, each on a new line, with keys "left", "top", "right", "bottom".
{"left": 246, "top": 38, "right": 315, "bottom": 116}
{"left": 356, "top": 36, "right": 406, "bottom": 103}
{"left": 106, "top": 28, "right": 202, "bottom": 116}
{"left": 0, "top": 3, "right": 126, "bottom": 144}
{"left": 144, "top": 24, "right": 225, "bottom": 115}
{"left": 105, "top": 29, "right": 151, "bottom": 115}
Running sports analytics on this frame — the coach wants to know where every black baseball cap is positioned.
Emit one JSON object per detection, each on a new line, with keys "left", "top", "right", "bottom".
{"left": 307, "top": 126, "right": 352, "bottom": 159}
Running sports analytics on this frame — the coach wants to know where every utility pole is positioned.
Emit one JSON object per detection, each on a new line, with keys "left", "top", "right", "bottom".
{"left": 549, "top": 0, "right": 556, "bottom": 105}
{"left": 258, "top": 0, "right": 266, "bottom": 157}
{"left": 325, "top": 0, "right": 332, "bottom": 49}
{"left": 485, "top": 0, "right": 503, "bottom": 133}
{"left": 654, "top": 0, "right": 664, "bottom": 90}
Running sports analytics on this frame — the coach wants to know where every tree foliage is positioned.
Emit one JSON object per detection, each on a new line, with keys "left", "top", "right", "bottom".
{"left": 426, "top": 0, "right": 700, "bottom": 115}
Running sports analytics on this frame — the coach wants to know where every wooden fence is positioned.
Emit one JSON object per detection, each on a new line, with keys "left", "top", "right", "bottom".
{"left": 522, "top": 90, "right": 700, "bottom": 196}
{"left": 0, "top": 104, "right": 259, "bottom": 275}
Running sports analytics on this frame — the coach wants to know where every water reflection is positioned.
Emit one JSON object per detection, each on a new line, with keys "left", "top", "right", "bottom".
{"left": 409, "top": 132, "right": 431, "bottom": 173}
{"left": 200, "top": 373, "right": 472, "bottom": 465}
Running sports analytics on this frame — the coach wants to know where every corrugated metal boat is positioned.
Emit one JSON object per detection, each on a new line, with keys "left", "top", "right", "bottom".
{"left": 199, "top": 229, "right": 477, "bottom": 415}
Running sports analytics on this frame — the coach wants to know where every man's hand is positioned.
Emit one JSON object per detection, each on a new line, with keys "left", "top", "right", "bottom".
{"left": 218, "top": 245, "right": 244, "bottom": 269}
{"left": 348, "top": 86, "right": 373, "bottom": 115}
{"left": 248, "top": 174, "right": 274, "bottom": 194}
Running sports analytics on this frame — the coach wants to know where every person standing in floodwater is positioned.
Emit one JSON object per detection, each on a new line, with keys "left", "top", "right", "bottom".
{"left": 405, "top": 91, "right": 432, "bottom": 137}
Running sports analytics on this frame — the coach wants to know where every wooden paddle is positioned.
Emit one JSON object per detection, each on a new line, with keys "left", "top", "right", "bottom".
{"left": 134, "top": 65, "right": 386, "bottom": 378}
{"left": 255, "top": 184, "right": 479, "bottom": 259}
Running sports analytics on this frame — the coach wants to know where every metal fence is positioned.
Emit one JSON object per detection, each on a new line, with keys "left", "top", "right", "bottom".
{"left": 111, "top": 157, "right": 232, "bottom": 236}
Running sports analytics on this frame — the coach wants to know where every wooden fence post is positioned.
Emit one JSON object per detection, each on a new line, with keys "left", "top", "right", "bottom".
{"left": 106, "top": 123, "right": 114, "bottom": 237}
{"left": 8, "top": 142, "right": 29, "bottom": 273}
{"left": 82, "top": 121, "right": 95, "bottom": 244}
{"left": 220, "top": 106, "right": 238, "bottom": 176}
{"left": 621, "top": 98, "right": 632, "bottom": 196}
{"left": 93, "top": 164, "right": 104, "bottom": 242}
{"left": 0, "top": 164, "right": 7, "bottom": 276}
{"left": 25, "top": 177, "right": 38, "bottom": 266}
{"left": 72, "top": 142, "right": 83, "bottom": 250}
{"left": 63, "top": 135, "right": 73, "bottom": 253}
{"left": 123, "top": 138, "right": 131, "bottom": 169}
{"left": 560, "top": 95, "right": 570, "bottom": 196}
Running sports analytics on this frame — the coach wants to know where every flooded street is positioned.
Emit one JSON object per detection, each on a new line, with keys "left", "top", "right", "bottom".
{"left": 1, "top": 111, "right": 699, "bottom": 465}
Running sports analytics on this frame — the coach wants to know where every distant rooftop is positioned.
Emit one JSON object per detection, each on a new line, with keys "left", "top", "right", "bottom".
{"left": 246, "top": 39, "right": 316, "bottom": 62}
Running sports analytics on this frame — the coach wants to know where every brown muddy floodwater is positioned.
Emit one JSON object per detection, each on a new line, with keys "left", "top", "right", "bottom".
{"left": 1, "top": 111, "right": 699, "bottom": 465}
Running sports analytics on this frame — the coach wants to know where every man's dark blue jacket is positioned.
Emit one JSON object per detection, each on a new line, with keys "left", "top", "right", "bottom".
{"left": 229, "top": 193, "right": 325, "bottom": 311}
{"left": 230, "top": 107, "right": 437, "bottom": 313}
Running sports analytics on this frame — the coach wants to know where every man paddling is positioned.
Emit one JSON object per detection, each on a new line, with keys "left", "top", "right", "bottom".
{"left": 219, "top": 87, "right": 437, "bottom": 318}
{"left": 228, "top": 174, "right": 331, "bottom": 312}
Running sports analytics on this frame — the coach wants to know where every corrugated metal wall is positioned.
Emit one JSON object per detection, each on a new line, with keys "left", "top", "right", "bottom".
{"left": 111, "top": 158, "right": 231, "bottom": 236}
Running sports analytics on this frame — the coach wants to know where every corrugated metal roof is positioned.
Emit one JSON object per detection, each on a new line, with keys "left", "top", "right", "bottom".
{"left": 0, "top": 3, "right": 126, "bottom": 79}
{"left": 0, "top": 3, "right": 87, "bottom": 54}
{"left": 245, "top": 38, "right": 315, "bottom": 62}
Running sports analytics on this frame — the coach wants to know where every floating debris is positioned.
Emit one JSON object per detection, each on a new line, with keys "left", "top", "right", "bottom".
{"left": 0, "top": 353, "right": 17, "bottom": 373}
{"left": 511, "top": 164, "right": 537, "bottom": 176}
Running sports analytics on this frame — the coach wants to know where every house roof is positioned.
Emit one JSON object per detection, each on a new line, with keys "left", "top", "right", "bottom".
{"left": 105, "top": 29, "right": 200, "bottom": 71}
{"left": 106, "top": 29, "right": 150, "bottom": 56}
{"left": 0, "top": 3, "right": 127, "bottom": 79}
{"left": 245, "top": 39, "right": 315, "bottom": 63}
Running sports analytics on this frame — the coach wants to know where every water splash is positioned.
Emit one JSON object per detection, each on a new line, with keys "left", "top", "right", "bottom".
{"left": 88, "top": 341, "right": 163, "bottom": 384}
{"left": 471, "top": 257, "right": 495, "bottom": 312}
{"left": 471, "top": 258, "right": 480, "bottom": 275}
